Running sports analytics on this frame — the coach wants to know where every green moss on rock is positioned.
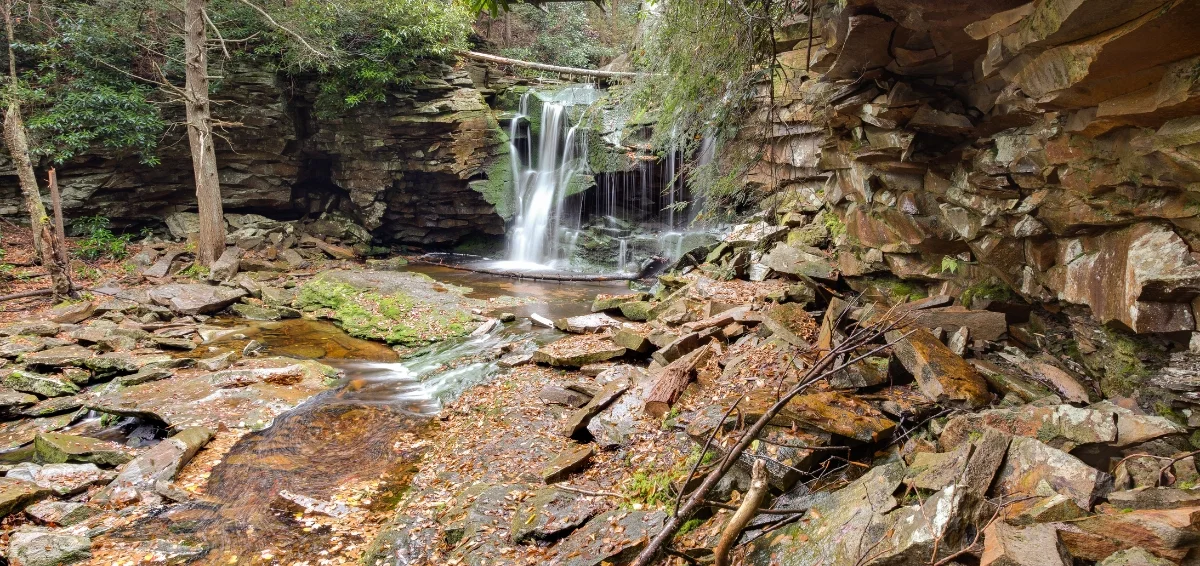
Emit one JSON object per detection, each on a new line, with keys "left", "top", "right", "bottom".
{"left": 294, "top": 274, "right": 475, "bottom": 346}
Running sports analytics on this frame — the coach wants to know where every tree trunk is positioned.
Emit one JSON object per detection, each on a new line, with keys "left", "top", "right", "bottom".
{"left": 2, "top": 1, "right": 43, "bottom": 257}
{"left": 3, "top": 104, "right": 73, "bottom": 299}
{"left": 1, "top": 3, "right": 72, "bottom": 299}
{"left": 183, "top": 0, "right": 225, "bottom": 267}
{"left": 48, "top": 168, "right": 67, "bottom": 265}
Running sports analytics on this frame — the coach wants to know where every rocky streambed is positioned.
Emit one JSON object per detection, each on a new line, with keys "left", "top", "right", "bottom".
{"left": 0, "top": 219, "right": 1199, "bottom": 566}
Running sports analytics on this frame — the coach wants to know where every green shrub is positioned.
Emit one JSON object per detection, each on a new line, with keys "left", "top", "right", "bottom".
{"left": 74, "top": 215, "right": 132, "bottom": 260}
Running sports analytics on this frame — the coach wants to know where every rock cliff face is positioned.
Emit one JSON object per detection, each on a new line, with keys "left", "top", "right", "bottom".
{"left": 751, "top": 0, "right": 1200, "bottom": 334}
{"left": 0, "top": 61, "right": 510, "bottom": 246}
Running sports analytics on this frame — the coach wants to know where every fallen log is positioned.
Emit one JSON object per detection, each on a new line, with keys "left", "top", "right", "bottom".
{"left": 460, "top": 50, "right": 641, "bottom": 79}
{"left": 408, "top": 256, "right": 657, "bottom": 282}
{"left": 0, "top": 288, "right": 53, "bottom": 302}
{"left": 643, "top": 343, "right": 715, "bottom": 418}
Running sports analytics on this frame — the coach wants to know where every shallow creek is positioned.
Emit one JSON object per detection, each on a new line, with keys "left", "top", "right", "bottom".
{"left": 103, "top": 267, "right": 630, "bottom": 563}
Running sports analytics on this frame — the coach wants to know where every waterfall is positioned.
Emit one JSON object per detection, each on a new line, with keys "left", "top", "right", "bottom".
{"left": 617, "top": 238, "right": 629, "bottom": 272}
{"left": 506, "top": 86, "right": 598, "bottom": 266}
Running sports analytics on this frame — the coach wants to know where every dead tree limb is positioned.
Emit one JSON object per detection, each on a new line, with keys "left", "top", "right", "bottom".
{"left": 461, "top": 50, "right": 640, "bottom": 78}
{"left": 47, "top": 168, "right": 67, "bottom": 266}
{"left": 630, "top": 311, "right": 914, "bottom": 566}
{"left": 408, "top": 256, "right": 651, "bottom": 282}
{"left": 0, "top": 288, "right": 53, "bottom": 302}
{"left": 644, "top": 344, "right": 715, "bottom": 418}
{"left": 714, "top": 458, "right": 768, "bottom": 566}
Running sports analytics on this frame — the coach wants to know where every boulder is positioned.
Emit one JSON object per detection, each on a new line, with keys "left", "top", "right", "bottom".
{"left": 534, "top": 335, "right": 626, "bottom": 368}
{"left": 0, "top": 388, "right": 38, "bottom": 418}
{"left": 748, "top": 463, "right": 906, "bottom": 566}
{"left": 165, "top": 212, "right": 200, "bottom": 240}
{"left": 230, "top": 303, "right": 293, "bottom": 321}
{"left": 142, "top": 250, "right": 184, "bottom": 279}
{"left": 208, "top": 247, "right": 242, "bottom": 281}
{"left": 787, "top": 391, "right": 896, "bottom": 442}
{"left": 561, "top": 378, "right": 630, "bottom": 438}
{"left": 0, "top": 322, "right": 60, "bottom": 337}
{"left": 542, "top": 444, "right": 594, "bottom": 483}
{"left": 591, "top": 293, "right": 650, "bottom": 312}
{"left": 650, "top": 331, "right": 706, "bottom": 365}
{"left": 146, "top": 284, "right": 248, "bottom": 315}
{"left": 510, "top": 487, "right": 605, "bottom": 544}
{"left": 939, "top": 404, "right": 1118, "bottom": 452}
{"left": 904, "top": 443, "right": 972, "bottom": 491}
{"left": 1053, "top": 224, "right": 1200, "bottom": 333}
{"left": 912, "top": 307, "right": 1009, "bottom": 341}
{"left": 1106, "top": 488, "right": 1200, "bottom": 511}
{"left": 868, "top": 485, "right": 968, "bottom": 564}
{"left": 46, "top": 301, "right": 95, "bottom": 324}
{"left": 92, "top": 426, "right": 212, "bottom": 507}
{"left": 889, "top": 328, "right": 991, "bottom": 408}
{"left": 82, "top": 353, "right": 138, "bottom": 379}
{"left": 551, "top": 510, "right": 667, "bottom": 566}
{"left": 23, "top": 500, "right": 100, "bottom": 527}
{"left": 5, "top": 462, "right": 116, "bottom": 496}
{"left": 22, "top": 345, "right": 93, "bottom": 369}
{"left": 825, "top": 14, "right": 897, "bottom": 80}
{"left": 6, "top": 527, "right": 90, "bottom": 566}
{"left": 612, "top": 328, "right": 654, "bottom": 354}
{"left": 19, "top": 395, "right": 84, "bottom": 418}
{"left": 617, "top": 301, "right": 652, "bottom": 321}
{"left": 981, "top": 522, "right": 1071, "bottom": 566}
{"left": 992, "top": 436, "right": 1112, "bottom": 509}
{"left": 1057, "top": 507, "right": 1200, "bottom": 562}
{"left": 586, "top": 366, "right": 651, "bottom": 448}
{"left": 0, "top": 336, "right": 50, "bottom": 358}
{"left": 971, "top": 360, "right": 1058, "bottom": 403}
{"left": 762, "top": 303, "right": 818, "bottom": 347}
{"left": 1097, "top": 548, "right": 1175, "bottom": 566}
{"left": 1091, "top": 401, "right": 1186, "bottom": 447}
{"left": 538, "top": 386, "right": 591, "bottom": 408}
{"left": 0, "top": 477, "right": 49, "bottom": 518}
{"left": 3, "top": 371, "right": 79, "bottom": 398}
{"left": 33, "top": 433, "right": 134, "bottom": 467}
{"left": 761, "top": 241, "right": 836, "bottom": 280}
{"left": 554, "top": 313, "right": 621, "bottom": 334}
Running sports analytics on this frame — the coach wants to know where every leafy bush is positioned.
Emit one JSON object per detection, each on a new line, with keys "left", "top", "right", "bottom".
{"left": 74, "top": 216, "right": 133, "bottom": 261}
{"left": 496, "top": 4, "right": 616, "bottom": 70}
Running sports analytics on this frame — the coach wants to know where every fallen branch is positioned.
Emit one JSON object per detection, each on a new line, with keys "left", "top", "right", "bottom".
{"left": 1159, "top": 449, "right": 1200, "bottom": 486}
{"left": 714, "top": 459, "right": 768, "bottom": 566}
{"left": 0, "top": 288, "right": 53, "bottom": 302}
{"left": 461, "top": 50, "right": 641, "bottom": 78}
{"left": 408, "top": 256, "right": 651, "bottom": 282}
{"left": 552, "top": 484, "right": 624, "bottom": 499}
{"left": 631, "top": 307, "right": 914, "bottom": 566}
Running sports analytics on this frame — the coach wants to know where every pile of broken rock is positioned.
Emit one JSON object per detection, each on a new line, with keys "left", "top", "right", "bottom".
{"left": 520, "top": 270, "right": 1200, "bottom": 566}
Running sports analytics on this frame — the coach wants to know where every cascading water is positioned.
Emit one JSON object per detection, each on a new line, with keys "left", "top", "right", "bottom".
{"left": 490, "top": 84, "right": 721, "bottom": 275}
{"left": 506, "top": 86, "right": 598, "bottom": 267}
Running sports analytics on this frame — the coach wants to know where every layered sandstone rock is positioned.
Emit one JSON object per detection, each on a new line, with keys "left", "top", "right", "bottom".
{"left": 753, "top": 0, "right": 1200, "bottom": 334}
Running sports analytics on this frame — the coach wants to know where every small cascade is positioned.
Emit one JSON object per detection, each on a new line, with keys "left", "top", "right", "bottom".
{"left": 617, "top": 238, "right": 629, "bottom": 272}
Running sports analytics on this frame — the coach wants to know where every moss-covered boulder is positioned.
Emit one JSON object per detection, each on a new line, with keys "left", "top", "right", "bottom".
{"left": 294, "top": 270, "right": 481, "bottom": 346}
{"left": 33, "top": 433, "right": 134, "bottom": 467}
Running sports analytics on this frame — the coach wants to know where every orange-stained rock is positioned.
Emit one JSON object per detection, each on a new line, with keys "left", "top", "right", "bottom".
{"left": 888, "top": 328, "right": 992, "bottom": 408}
{"left": 786, "top": 390, "right": 896, "bottom": 442}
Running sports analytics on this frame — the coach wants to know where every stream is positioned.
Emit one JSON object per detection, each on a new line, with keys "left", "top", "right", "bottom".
{"left": 102, "top": 267, "right": 631, "bottom": 564}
